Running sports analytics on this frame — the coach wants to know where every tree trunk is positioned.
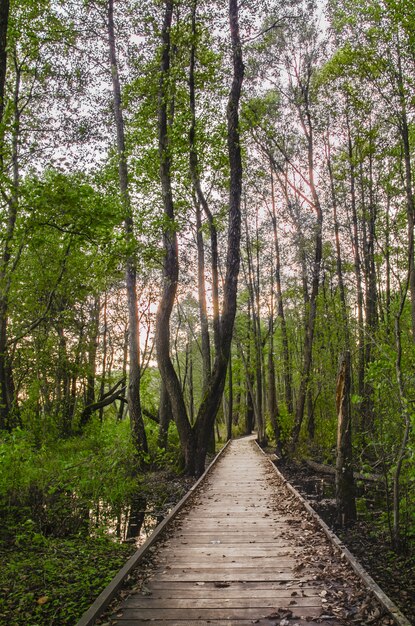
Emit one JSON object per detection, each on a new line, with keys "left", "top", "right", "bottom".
{"left": 244, "top": 218, "right": 265, "bottom": 444}
{"left": 155, "top": 0, "right": 195, "bottom": 473}
{"left": 291, "top": 108, "right": 323, "bottom": 450}
{"left": 117, "top": 326, "right": 128, "bottom": 421}
{"left": 335, "top": 350, "right": 356, "bottom": 526}
{"left": 226, "top": 355, "right": 233, "bottom": 441}
{"left": 98, "top": 292, "right": 108, "bottom": 422}
{"left": 158, "top": 379, "right": 171, "bottom": 449}
{"left": 396, "top": 46, "right": 415, "bottom": 342}
{"left": 156, "top": 0, "right": 244, "bottom": 476}
{"left": 0, "top": 0, "right": 9, "bottom": 152}
{"left": 0, "top": 64, "right": 20, "bottom": 431}
{"left": 346, "top": 113, "right": 365, "bottom": 416}
{"left": 85, "top": 296, "right": 100, "bottom": 414}
{"left": 192, "top": 0, "right": 244, "bottom": 475}
{"left": 270, "top": 167, "right": 292, "bottom": 413}
{"left": 189, "top": 0, "right": 212, "bottom": 390}
{"left": 107, "top": 0, "right": 147, "bottom": 458}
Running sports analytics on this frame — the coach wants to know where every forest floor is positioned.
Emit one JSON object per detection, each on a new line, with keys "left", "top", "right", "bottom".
{"left": 0, "top": 469, "right": 196, "bottom": 626}
{"left": 276, "top": 458, "right": 415, "bottom": 624}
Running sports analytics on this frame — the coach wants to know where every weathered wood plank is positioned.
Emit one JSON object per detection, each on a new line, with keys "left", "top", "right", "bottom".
{"left": 144, "top": 581, "right": 321, "bottom": 594}
{"left": 112, "top": 620, "right": 337, "bottom": 626}
{"left": 123, "top": 596, "right": 322, "bottom": 608}
{"left": 115, "top": 606, "right": 323, "bottom": 619}
{"left": 152, "top": 569, "right": 307, "bottom": 582}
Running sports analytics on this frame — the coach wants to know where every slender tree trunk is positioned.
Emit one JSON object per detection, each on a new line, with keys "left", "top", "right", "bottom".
{"left": 335, "top": 351, "right": 356, "bottom": 526}
{"left": 244, "top": 215, "right": 265, "bottom": 444}
{"left": 393, "top": 303, "right": 412, "bottom": 550}
{"left": 155, "top": 0, "right": 195, "bottom": 473}
{"left": 156, "top": 0, "right": 243, "bottom": 476}
{"left": 188, "top": 340, "right": 195, "bottom": 426}
{"left": 267, "top": 278, "right": 281, "bottom": 451}
{"left": 347, "top": 115, "right": 365, "bottom": 414}
{"left": 270, "top": 168, "right": 292, "bottom": 413}
{"left": 0, "top": 63, "right": 20, "bottom": 430}
{"left": 85, "top": 296, "right": 100, "bottom": 413}
{"left": 0, "top": 0, "right": 9, "bottom": 162}
{"left": 98, "top": 292, "right": 108, "bottom": 422}
{"left": 385, "top": 194, "right": 391, "bottom": 329}
{"left": 158, "top": 379, "right": 171, "bottom": 449}
{"left": 291, "top": 114, "right": 323, "bottom": 450}
{"left": 397, "top": 50, "right": 415, "bottom": 342}
{"left": 107, "top": 0, "right": 147, "bottom": 457}
{"left": 359, "top": 151, "right": 377, "bottom": 430}
{"left": 189, "top": 1, "right": 212, "bottom": 388}
{"left": 117, "top": 326, "right": 128, "bottom": 421}
{"left": 226, "top": 356, "right": 233, "bottom": 441}
{"left": 192, "top": 0, "right": 244, "bottom": 475}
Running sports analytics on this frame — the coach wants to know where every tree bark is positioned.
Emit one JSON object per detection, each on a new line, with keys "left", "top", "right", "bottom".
{"left": 85, "top": 295, "right": 100, "bottom": 412}
{"left": 0, "top": 62, "right": 20, "bottom": 430}
{"left": 0, "top": 0, "right": 9, "bottom": 139}
{"left": 156, "top": 0, "right": 244, "bottom": 476}
{"left": 155, "top": 0, "right": 195, "bottom": 473}
{"left": 397, "top": 48, "right": 415, "bottom": 342}
{"left": 107, "top": 0, "right": 147, "bottom": 457}
{"left": 346, "top": 113, "right": 365, "bottom": 414}
{"left": 189, "top": 1, "right": 212, "bottom": 388}
{"left": 291, "top": 96, "right": 323, "bottom": 450}
{"left": 117, "top": 326, "right": 128, "bottom": 421}
{"left": 158, "top": 379, "right": 171, "bottom": 449}
{"left": 335, "top": 351, "right": 356, "bottom": 526}
{"left": 270, "top": 167, "right": 292, "bottom": 413}
{"left": 226, "top": 355, "right": 233, "bottom": 441}
{"left": 98, "top": 292, "right": 108, "bottom": 422}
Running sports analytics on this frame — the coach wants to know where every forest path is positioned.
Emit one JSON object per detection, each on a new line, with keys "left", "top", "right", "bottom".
{"left": 108, "top": 436, "right": 381, "bottom": 626}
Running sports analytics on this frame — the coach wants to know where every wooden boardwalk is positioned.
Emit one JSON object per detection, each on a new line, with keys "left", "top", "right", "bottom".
{"left": 106, "top": 437, "right": 395, "bottom": 626}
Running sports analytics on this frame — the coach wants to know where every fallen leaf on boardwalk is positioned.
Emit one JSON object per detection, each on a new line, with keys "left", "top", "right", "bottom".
{"left": 140, "top": 586, "right": 152, "bottom": 596}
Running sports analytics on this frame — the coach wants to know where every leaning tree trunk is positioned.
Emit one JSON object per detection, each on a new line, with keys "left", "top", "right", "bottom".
{"left": 155, "top": 0, "right": 195, "bottom": 473}
{"left": 193, "top": 0, "right": 244, "bottom": 475}
{"left": 107, "top": 0, "right": 147, "bottom": 457}
{"left": 156, "top": 0, "right": 244, "bottom": 476}
{"left": 188, "top": 5, "right": 215, "bottom": 452}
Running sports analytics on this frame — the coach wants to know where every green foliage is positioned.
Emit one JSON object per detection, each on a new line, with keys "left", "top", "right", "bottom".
{"left": 0, "top": 420, "right": 139, "bottom": 534}
{"left": 0, "top": 530, "right": 134, "bottom": 626}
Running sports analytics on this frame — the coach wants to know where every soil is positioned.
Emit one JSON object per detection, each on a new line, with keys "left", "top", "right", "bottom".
{"left": 276, "top": 458, "right": 415, "bottom": 624}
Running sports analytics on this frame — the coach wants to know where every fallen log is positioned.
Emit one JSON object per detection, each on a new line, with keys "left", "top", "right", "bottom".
{"left": 304, "top": 458, "right": 383, "bottom": 483}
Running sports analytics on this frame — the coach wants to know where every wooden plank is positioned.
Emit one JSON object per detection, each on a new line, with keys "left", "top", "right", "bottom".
{"left": 123, "top": 596, "right": 322, "bottom": 608}
{"left": 164, "top": 542, "right": 301, "bottom": 559}
{"left": 114, "top": 606, "right": 323, "bottom": 619}
{"left": 155, "top": 559, "right": 298, "bottom": 568}
{"left": 145, "top": 581, "right": 321, "bottom": 593}
{"left": 113, "top": 618, "right": 338, "bottom": 626}
{"left": 152, "top": 569, "right": 305, "bottom": 582}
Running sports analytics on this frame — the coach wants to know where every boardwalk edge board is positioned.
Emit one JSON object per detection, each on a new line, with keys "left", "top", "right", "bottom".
{"left": 255, "top": 441, "right": 412, "bottom": 626}
{"left": 75, "top": 440, "right": 231, "bottom": 626}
